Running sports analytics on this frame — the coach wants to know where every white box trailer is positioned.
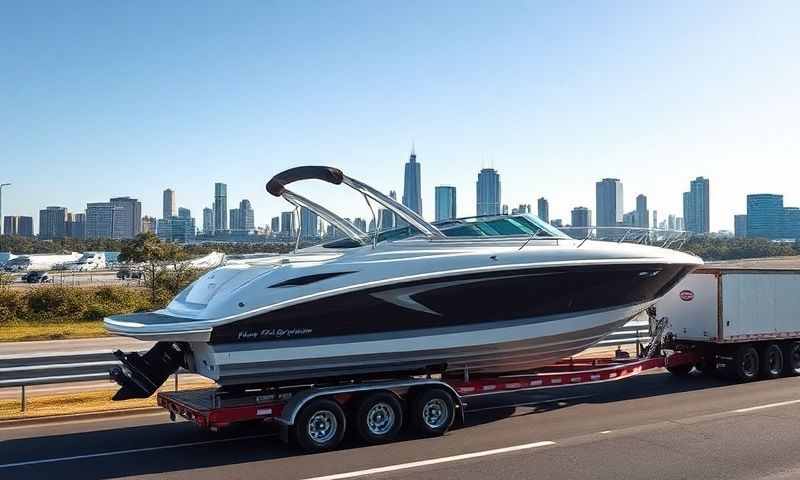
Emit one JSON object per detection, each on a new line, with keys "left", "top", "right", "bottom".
{"left": 658, "top": 257, "right": 800, "bottom": 381}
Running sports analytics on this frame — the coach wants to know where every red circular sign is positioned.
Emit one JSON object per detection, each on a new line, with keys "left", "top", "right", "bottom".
{"left": 679, "top": 290, "right": 694, "bottom": 301}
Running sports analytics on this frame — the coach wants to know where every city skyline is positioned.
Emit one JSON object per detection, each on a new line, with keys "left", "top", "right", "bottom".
{"left": 2, "top": 4, "right": 798, "bottom": 232}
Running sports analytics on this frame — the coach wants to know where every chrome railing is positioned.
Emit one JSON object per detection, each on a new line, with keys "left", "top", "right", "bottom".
{"left": 558, "top": 226, "right": 690, "bottom": 250}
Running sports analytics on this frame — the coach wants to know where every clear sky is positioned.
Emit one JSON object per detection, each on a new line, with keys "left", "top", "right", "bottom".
{"left": 2, "top": 1, "right": 799, "bottom": 232}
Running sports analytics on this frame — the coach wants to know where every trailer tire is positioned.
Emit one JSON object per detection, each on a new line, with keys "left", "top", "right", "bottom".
{"left": 354, "top": 392, "right": 403, "bottom": 444}
{"left": 294, "top": 398, "right": 346, "bottom": 452}
{"left": 782, "top": 342, "right": 800, "bottom": 376}
{"left": 732, "top": 345, "right": 759, "bottom": 382}
{"left": 410, "top": 388, "right": 455, "bottom": 437}
{"left": 759, "top": 343, "right": 783, "bottom": 379}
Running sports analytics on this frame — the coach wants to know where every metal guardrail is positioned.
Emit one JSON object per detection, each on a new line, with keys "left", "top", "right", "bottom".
{"left": 0, "top": 320, "right": 651, "bottom": 412}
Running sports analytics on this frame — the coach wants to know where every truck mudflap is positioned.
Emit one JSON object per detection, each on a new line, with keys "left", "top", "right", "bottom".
{"left": 110, "top": 342, "right": 186, "bottom": 400}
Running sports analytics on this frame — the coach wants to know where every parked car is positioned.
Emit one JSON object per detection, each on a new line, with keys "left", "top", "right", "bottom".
{"left": 22, "top": 271, "right": 51, "bottom": 283}
{"left": 117, "top": 267, "right": 143, "bottom": 280}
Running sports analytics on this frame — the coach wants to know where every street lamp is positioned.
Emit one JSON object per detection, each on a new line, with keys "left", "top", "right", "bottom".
{"left": 0, "top": 183, "right": 10, "bottom": 252}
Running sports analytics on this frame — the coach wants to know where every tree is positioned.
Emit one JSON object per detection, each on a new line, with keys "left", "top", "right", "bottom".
{"left": 118, "top": 233, "right": 193, "bottom": 304}
{"left": 0, "top": 271, "right": 13, "bottom": 289}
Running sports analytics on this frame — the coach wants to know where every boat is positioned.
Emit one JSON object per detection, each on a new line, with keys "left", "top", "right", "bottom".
{"left": 105, "top": 166, "right": 702, "bottom": 400}
{"left": 67, "top": 252, "right": 107, "bottom": 271}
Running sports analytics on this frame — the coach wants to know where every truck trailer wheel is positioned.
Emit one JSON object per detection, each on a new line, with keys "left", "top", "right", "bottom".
{"left": 759, "top": 343, "right": 783, "bottom": 379}
{"left": 732, "top": 345, "right": 759, "bottom": 382}
{"left": 354, "top": 391, "right": 404, "bottom": 444}
{"left": 294, "top": 398, "right": 346, "bottom": 452}
{"left": 782, "top": 342, "right": 800, "bottom": 376}
{"left": 410, "top": 388, "right": 455, "bottom": 437}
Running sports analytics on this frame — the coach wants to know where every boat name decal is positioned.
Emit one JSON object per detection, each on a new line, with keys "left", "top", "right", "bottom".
{"left": 237, "top": 328, "right": 313, "bottom": 340}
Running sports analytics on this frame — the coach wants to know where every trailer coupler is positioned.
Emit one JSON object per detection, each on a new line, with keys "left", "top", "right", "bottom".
{"left": 110, "top": 342, "right": 185, "bottom": 400}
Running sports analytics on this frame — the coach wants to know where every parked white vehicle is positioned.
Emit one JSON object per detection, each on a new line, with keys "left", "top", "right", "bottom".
{"left": 2, "top": 252, "right": 82, "bottom": 272}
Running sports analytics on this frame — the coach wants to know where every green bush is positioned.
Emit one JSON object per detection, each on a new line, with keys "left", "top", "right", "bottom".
{"left": 0, "top": 285, "right": 156, "bottom": 324}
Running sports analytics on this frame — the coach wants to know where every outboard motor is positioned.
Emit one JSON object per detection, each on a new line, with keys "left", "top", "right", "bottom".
{"left": 110, "top": 342, "right": 186, "bottom": 400}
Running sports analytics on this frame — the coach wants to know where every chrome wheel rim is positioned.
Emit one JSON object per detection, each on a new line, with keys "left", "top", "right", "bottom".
{"left": 307, "top": 410, "right": 337, "bottom": 444}
{"left": 422, "top": 398, "right": 448, "bottom": 429}
{"left": 366, "top": 402, "right": 395, "bottom": 435}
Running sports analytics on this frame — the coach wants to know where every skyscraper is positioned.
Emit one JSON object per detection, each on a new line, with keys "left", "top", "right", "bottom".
{"left": 85, "top": 203, "right": 113, "bottom": 239}
{"left": 281, "top": 211, "right": 295, "bottom": 236}
{"left": 570, "top": 207, "right": 592, "bottom": 239}
{"left": 683, "top": 177, "right": 710, "bottom": 234}
{"left": 163, "top": 189, "right": 176, "bottom": 219}
{"left": 270, "top": 216, "right": 280, "bottom": 235}
{"left": 595, "top": 178, "right": 623, "bottom": 227}
{"left": 402, "top": 148, "right": 422, "bottom": 215}
{"left": 4, "top": 216, "right": 33, "bottom": 237}
{"left": 746, "top": 194, "right": 783, "bottom": 239}
{"left": 300, "top": 207, "right": 319, "bottom": 240}
{"left": 38, "top": 206, "right": 67, "bottom": 240}
{"left": 110, "top": 197, "right": 142, "bottom": 239}
{"left": 668, "top": 214, "right": 676, "bottom": 231}
{"left": 635, "top": 194, "right": 649, "bottom": 228}
{"left": 229, "top": 209, "right": 241, "bottom": 232}
{"left": 66, "top": 212, "right": 86, "bottom": 239}
{"left": 434, "top": 186, "right": 457, "bottom": 221}
{"left": 202, "top": 208, "right": 214, "bottom": 234}
{"left": 239, "top": 199, "right": 255, "bottom": 232}
{"left": 537, "top": 197, "right": 549, "bottom": 223}
{"left": 353, "top": 217, "right": 367, "bottom": 232}
{"left": 476, "top": 168, "right": 501, "bottom": 216}
{"left": 178, "top": 207, "right": 191, "bottom": 219}
{"left": 214, "top": 183, "right": 228, "bottom": 232}
{"left": 784, "top": 208, "right": 800, "bottom": 240}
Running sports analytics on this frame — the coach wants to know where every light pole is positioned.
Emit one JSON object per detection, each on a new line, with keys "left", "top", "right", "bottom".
{"left": 0, "top": 183, "right": 10, "bottom": 253}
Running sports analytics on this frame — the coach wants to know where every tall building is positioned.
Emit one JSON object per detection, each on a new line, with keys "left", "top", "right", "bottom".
{"left": 652, "top": 209, "right": 658, "bottom": 230}
{"left": 280, "top": 211, "right": 295, "bottom": 236}
{"left": 157, "top": 216, "right": 195, "bottom": 243}
{"left": 635, "top": 194, "right": 649, "bottom": 228}
{"left": 163, "top": 189, "right": 176, "bottom": 220}
{"left": 551, "top": 219, "right": 563, "bottom": 227}
{"left": 300, "top": 207, "right": 319, "bottom": 240}
{"left": 141, "top": 216, "right": 157, "bottom": 234}
{"left": 110, "top": 197, "right": 142, "bottom": 239}
{"left": 746, "top": 194, "right": 783, "bottom": 239}
{"left": 378, "top": 191, "right": 398, "bottom": 231}
{"left": 3, "top": 216, "right": 34, "bottom": 237}
{"left": 570, "top": 207, "right": 592, "bottom": 239}
{"left": 512, "top": 204, "right": 531, "bottom": 215}
{"left": 537, "top": 198, "right": 549, "bottom": 223}
{"left": 178, "top": 207, "right": 191, "bottom": 219}
{"left": 595, "top": 178, "right": 623, "bottom": 227}
{"left": 784, "top": 208, "right": 800, "bottom": 240}
{"left": 683, "top": 177, "right": 710, "bottom": 234}
{"left": 668, "top": 214, "right": 677, "bottom": 231}
{"left": 38, "top": 206, "right": 67, "bottom": 240}
{"left": 733, "top": 214, "right": 747, "bottom": 238}
{"left": 202, "top": 208, "right": 214, "bottom": 234}
{"left": 676, "top": 217, "right": 684, "bottom": 231}
{"left": 214, "top": 183, "right": 228, "bottom": 232}
{"left": 476, "top": 168, "right": 501, "bottom": 216}
{"left": 66, "top": 212, "right": 86, "bottom": 239}
{"left": 229, "top": 209, "right": 241, "bottom": 232}
{"left": 270, "top": 216, "right": 280, "bottom": 235}
{"left": 85, "top": 202, "right": 113, "bottom": 239}
{"left": 402, "top": 148, "right": 422, "bottom": 215}
{"left": 353, "top": 217, "right": 367, "bottom": 232}
{"left": 434, "top": 186, "right": 457, "bottom": 221}
{"left": 239, "top": 200, "right": 255, "bottom": 232}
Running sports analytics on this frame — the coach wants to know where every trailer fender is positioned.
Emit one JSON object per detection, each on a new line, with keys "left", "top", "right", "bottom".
{"left": 275, "top": 379, "right": 463, "bottom": 427}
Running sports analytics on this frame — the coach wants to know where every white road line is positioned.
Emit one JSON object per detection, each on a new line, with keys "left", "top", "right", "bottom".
{"left": 0, "top": 434, "right": 273, "bottom": 469}
{"left": 301, "top": 441, "right": 557, "bottom": 480}
{"left": 733, "top": 399, "right": 800, "bottom": 413}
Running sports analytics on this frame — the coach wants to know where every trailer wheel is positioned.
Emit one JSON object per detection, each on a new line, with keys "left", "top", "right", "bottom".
{"left": 354, "top": 392, "right": 403, "bottom": 444}
{"left": 410, "top": 388, "right": 455, "bottom": 437}
{"left": 732, "top": 345, "right": 759, "bottom": 382}
{"left": 782, "top": 342, "right": 800, "bottom": 376}
{"left": 759, "top": 343, "right": 783, "bottom": 379}
{"left": 294, "top": 398, "right": 346, "bottom": 452}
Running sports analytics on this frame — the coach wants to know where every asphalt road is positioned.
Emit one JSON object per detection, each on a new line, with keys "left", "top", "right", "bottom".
{"left": 4, "top": 370, "right": 800, "bottom": 480}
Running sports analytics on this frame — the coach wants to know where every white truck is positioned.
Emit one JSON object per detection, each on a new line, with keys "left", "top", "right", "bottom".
{"left": 659, "top": 257, "right": 800, "bottom": 381}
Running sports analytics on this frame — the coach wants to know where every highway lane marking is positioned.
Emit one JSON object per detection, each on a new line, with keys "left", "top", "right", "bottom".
{"left": 300, "top": 441, "right": 557, "bottom": 480}
{"left": 0, "top": 433, "right": 274, "bottom": 469}
{"left": 733, "top": 399, "right": 800, "bottom": 413}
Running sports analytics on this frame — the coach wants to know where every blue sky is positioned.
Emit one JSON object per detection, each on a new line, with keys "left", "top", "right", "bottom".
{"left": 2, "top": 1, "right": 799, "bottom": 232}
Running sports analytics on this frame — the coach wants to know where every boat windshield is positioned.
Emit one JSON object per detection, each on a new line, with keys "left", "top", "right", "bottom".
{"left": 323, "top": 214, "right": 568, "bottom": 248}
